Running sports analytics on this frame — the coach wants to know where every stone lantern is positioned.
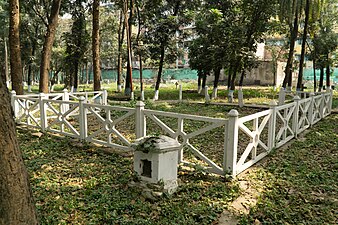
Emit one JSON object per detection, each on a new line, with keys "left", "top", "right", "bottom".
{"left": 132, "top": 135, "right": 181, "bottom": 194}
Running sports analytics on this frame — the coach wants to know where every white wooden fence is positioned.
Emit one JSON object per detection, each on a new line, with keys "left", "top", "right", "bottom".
{"left": 11, "top": 89, "right": 333, "bottom": 177}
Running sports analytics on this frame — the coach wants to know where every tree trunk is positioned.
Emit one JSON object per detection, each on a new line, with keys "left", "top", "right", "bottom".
{"left": 312, "top": 57, "right": 317, "bottom": 92}
{"left": 197, "top": 71, "right": 202, "bottom": 93}
{"left": 124, "top": 0, "right": 133, "bottom": 96}
{"left": 212, "top": 67, "right": 221, "bottom": 99}
{"left": 117, "top": 10, "right": 125, "bottom": 92}
{"left": 28, "top": 42, "right": 36, "bottom": 93}
{"left": 0, "top": 79, "right": 38, "bottom": 224}
{"left": 4, "top": 38, "right": 9, "bottom": 86}
{"left": 39, "top": 0, "right": 62, "bottom": 93}
{"left": 319, "top": 66, "right": 324, "bottom": 91}
{"left": 92, "top": 0, "right": 101, "bottom": 91}
{"left": 326, "top": 60, "right": 330, "bottom": 89}
{"left": 239, "top": 70, "right": 245, "bottom": 87}
{"left": 9, "top": 0, "right": 23, "bottom": 95}
{"left": 154, "top": 44, "right": 165, "bottom": 100}
{"left": 297, "top": 0, "right": 310, "bottom": 91}
{"left": 283, "top": 8, "right": 299, "bottom": 89}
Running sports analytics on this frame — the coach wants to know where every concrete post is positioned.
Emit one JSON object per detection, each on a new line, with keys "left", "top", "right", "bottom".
{"left": 224, "top": 109, "right": 239, "bottom": 177}
{"left": 179, "top": 85, "right": 182, "bottom": 101}
{"left": 136, "top": 101, "right": 146, "bottom": 139}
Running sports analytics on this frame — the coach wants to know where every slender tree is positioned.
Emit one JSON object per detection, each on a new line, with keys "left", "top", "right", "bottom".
{"left": 38, "top": 0, "right": 62, "bottom": 93}
{"left": 92, "top": 0, "right": 101, "bottom": 91}
{"left": 9, "top": 0, "right": 23, "bottom": 95}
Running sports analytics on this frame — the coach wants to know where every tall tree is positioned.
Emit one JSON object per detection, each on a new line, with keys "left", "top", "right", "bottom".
{"left": 92, "top": 0, "right": 101, "bottom": 91}
{"left": 36, "top": 0, "right": 62, "bottom": 93}
{"left": 0, "top": 76, "right": 38, "bottom": 224}
{"left": 116, "top": 8, "right": 125, "bottom": 92}
{"left": 143, "top": 0, "right": 198, "bottom": 100}
{"left": 64, "top": 0, "right": 89, "bottom": 92}
{"left": 279, "top": 0, "right": 301, "bottom": 89}
{"left": 9, "top": 0, "right": 23, "bottom": 95}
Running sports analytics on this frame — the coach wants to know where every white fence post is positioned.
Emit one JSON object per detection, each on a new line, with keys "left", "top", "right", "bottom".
{"left": 102, "top": 89, "right": 108, "bottom": 105}
{"left": 278, "top": 88, "right": 285, "bottom": 106}
{"left": 309, "top": 93, "right": 315, "bottom": 126}
{"left": 179, "top": 84, "right": 182, "bottom": 101}
{"left": 268, "top": 100, "right": 277, "bottom": 150}
{"left": 135, "top": 101, "right": 146, "bottom": 139}
{"left": 224, "top": 109, "right": 239, "bottom": 177}
{"left": 39, "top": 93, "right": 47, "bottom": 132}
{"left": 79, "top": 96, "right": 87, "bottom": 140}
{"left": 62, "top": 89, "right": 69, "bottom": 113}
{"left": 292, "top": 95, "right": 301, "bottom": 137}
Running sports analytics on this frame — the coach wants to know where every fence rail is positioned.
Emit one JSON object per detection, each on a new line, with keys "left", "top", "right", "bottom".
{"left": 11, "top": 89, "right": 333, "bottom": 177}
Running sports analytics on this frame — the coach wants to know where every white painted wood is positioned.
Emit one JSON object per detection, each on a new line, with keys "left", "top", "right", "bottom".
{"left": 136, "top": 101, "right": 146, "bottom": 138}
{"left": 79, "top": 96, "right": 87, "bottom": 140}
{"left": 224, "top": 109, "right": 239, "bottom": 177}
{"left": 186, "top": 143, "right": 223, "bottom": 174}
{"left": 144, "top": 109, "right": 226, "bottom": 123}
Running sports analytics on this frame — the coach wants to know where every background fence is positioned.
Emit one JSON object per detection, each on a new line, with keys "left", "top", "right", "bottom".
{"left": 11, "top": 89, "right": 333, "bottom": 177}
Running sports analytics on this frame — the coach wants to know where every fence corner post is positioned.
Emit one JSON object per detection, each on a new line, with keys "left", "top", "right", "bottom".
{"left": 278, "top": 88, "right": 285, "bottom": 106}
{"left": 292, "top": 95, "right": 301, "bottom": 137}
{"left": 79, "top": 96, "right": 87, "bottom": 140}
{"left": 39, "top": 93, "right": 47, "bottom": 132}
{"left": 268, "top": 100, "right": 278, "bottom": 150}
{"left": 135, "top": 101, "right": 146, "bottom": 139}
{"left": 179, "top": 84, "right": 183, "bottom": 102}
{"left": 224, "top": 109, "right": 239, "bottom": 177}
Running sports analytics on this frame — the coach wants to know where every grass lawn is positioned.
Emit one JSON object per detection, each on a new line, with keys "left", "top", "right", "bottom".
{"left": 18, "top": 86, "right": 338, "bottom": 224}
{"left": 239, "top": 112, "right": 338, "bottom": 224}
{"left": 20, "top": 129, "right": 240, "bottom": 224}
